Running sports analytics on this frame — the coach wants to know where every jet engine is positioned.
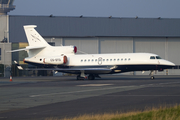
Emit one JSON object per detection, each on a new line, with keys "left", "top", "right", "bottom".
{"left": 43, "top": 55, "right": 67, "bottom": 65}
{"left": 60, "top": 46, "right": 77, "bottom": 54}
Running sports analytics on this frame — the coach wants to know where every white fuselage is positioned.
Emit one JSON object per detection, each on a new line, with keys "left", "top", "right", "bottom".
{"left": 67, "top": 53, "right": 172, "bottom": 66}
{"left": 25, "top": 52, "right": 174, "bottom": 68}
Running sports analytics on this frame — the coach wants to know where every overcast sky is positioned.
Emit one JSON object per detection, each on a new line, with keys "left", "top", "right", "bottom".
{"left": 9, "top": 0, "right": 180, "bottom": 18}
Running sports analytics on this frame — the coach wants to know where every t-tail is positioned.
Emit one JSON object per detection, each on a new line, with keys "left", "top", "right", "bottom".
{"left": 7, "top": 25, "right": 49, "bottom": 54}
{"left": 8, "top": 25, "right": 77, "bottom": 57}
{"left": 24, "top": 25, "right": 49, "bottom": 47}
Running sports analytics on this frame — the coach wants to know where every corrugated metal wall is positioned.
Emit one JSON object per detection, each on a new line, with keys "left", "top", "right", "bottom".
{"left": 9, "top": 16, "right": 180, "bottom": 42}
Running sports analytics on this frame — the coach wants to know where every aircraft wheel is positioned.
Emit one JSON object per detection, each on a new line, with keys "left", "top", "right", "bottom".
{"left": 77, "top": 75, "right": 85, "bottom": 80}
{"left": 76, "top": 75, "right": 80, "bottom": 80}
{"left": 88, "top": 75, "right": 95, "bottom": 80}
{"left": 150, "top": 76, "right": 155, "bottom": 80}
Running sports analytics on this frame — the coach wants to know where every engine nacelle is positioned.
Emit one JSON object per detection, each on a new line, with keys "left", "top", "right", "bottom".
{"left": 60, "top": 46, "right": 77, "bottom": 54}
{"left": 43, "top": 55, "right": 67, "bottom": 65}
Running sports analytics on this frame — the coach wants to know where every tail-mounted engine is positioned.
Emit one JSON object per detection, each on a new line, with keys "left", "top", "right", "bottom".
{"left": 43, "top": 55, "right": 68, "bottom": 65}
{"left": 61, "top": 46, "right": 77, "bottom": 54}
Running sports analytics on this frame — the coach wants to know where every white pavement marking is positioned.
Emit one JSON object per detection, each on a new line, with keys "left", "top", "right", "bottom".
{"left": 77, "top": 84, "right": 113, "bottom": 87}
{"left": 30, "top": 85, "right": 135, "bottom": 98}
{"left": 30, "top": 81, "right": 180, "bottom": 98}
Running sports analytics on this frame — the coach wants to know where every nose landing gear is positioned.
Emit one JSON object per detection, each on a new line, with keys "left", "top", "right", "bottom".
{"left": 149, "top": 70, "right": 155, "bottom": 80}
{"left": 150, "top": 76, "right": 155, "bottom": 80}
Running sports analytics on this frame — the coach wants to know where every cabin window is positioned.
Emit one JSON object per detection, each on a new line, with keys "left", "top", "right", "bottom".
{"left": 128, "top": 58, "right": 130, "bottom": 60}
{"left": 103, "top": 59, "right": 105, "bottom": 61}
{"left": 121, "top": 58, "right": 123, "bottom": 61}
{"left": 92, "top": 59, "right": 94, "bottom": 62}
{"left": 114, "top": 59, "right": 116, "bottom": 61}
{"left": 88, "top": 59, "right": 90, "bottom": 62}
{"left": 110, "top": 59, "right": 112, "bottom": 61}
{"left": 117, "top": 59, "right": 119, "bottom": 61}
{"left": 156, "top": 56, "right": 162, "bottom": 59}
{"left": 106, "top": 59, "right": 109, "bottom": 61}
{"left": 125, "top": 58, "right": 127, "bottom": 61}
{"left": 150, "top": 56, "right": 155, "bottom": 59}
{"left": 95, "top": 59, "right": 97, "bottom": 62}
{"left": 81, "top": 60, "right": 83, "bottom": 62}
{"left": 84, "top": 59, "right": 86, "bottom": 62}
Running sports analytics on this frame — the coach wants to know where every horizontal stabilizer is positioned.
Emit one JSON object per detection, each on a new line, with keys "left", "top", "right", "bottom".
{"left": 7, "top": 46, "right": 46, "bottom": 52}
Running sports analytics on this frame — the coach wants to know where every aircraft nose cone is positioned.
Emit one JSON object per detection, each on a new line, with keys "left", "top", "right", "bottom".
{"left": 166, "top": 60, "right": 175, "bottom": 66}
{"left": 169, "top": 61, "right": 175, "bottom": 66}
{"left": 160, "top": 60, "right": 175, "bottom": 67}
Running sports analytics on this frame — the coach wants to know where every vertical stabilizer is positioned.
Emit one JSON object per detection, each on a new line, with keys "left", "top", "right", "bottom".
{"left": 24, "top": 25, "right": 50, "bottom": 47}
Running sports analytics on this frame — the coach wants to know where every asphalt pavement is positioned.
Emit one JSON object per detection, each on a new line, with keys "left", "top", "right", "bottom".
{"left": 0, "top": 75, "right": 180, "bottom": 120}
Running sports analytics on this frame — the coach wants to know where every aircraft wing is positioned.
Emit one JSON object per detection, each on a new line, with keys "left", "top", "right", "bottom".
{"left": 25, "top": 67, "right": 111, "bottom": 71}
{"left": 23, "top": 67, "right": 111, "bottom": 74}
{"left": 14, "top": 61, "right": 112, "bottom": 74}
{"left": 28, "top": 68, "right": 111, "bottom": 74}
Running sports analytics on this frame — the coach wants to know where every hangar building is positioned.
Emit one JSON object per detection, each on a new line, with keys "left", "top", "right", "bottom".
{"left": 0, "top": 1, "right": 180, "bottom": 77}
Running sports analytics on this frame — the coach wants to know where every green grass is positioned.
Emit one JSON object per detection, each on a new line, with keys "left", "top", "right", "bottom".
{"left": 45, "top": 105, "right": 180, "bottom": 120}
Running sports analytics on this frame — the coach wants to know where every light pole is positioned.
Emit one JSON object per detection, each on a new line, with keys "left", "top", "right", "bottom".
{"left": 3, "top": 42, "right": 6, "bottom": 77}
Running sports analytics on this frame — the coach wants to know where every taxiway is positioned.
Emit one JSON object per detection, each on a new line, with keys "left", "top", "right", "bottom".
{"left": 0, "top": 75, "right": 180, "bottom": 120}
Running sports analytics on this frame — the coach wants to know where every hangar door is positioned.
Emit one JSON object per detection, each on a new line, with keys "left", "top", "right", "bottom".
{"left": 100, "top": 37, "right": 133, "bottom": 53}
{"left": 167, "top": 38, "right": 180, "bottom": 65}
{"left": 134, "top": 38, "right": 166, "bottom": 58}
{"left": 167, "top": 38, "right": 180, "bottom": 75}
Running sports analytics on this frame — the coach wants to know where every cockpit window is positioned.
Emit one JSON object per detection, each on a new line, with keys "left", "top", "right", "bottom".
{"left": 150, "top": 56, "right": 155, "bottom": 59}
{"left": 156, "top": 56, "right": 162, "bottom": 59}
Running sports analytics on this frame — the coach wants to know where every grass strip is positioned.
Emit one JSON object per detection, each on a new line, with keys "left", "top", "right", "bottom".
{"left": 45, "top": 105, "right": 180, "bottom": 120}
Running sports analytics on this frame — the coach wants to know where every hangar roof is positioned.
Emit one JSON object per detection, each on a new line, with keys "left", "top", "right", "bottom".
{"left": 9, "top": 15, "right": 180, "bottom": 42}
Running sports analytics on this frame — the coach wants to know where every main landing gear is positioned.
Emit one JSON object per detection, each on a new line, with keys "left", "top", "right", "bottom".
{"left": 77, "top": 70, "right": 86, "bottom": 80}
{"left": 76, "top": 73, "right": 100, "bottom": 80}
{"left": 88, "top": 74, "right": 95, "bottom": 80}
{"left": 77, "top": 74, "right": 95, "bottom": 80}
{"left": 77, "top": 75, "right": 85, "bottom": 80}
{"left": 149, "top": 70, "right": 155, "bottom": 80}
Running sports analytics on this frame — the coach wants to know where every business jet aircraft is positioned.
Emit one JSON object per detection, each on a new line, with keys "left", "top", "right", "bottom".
{"left": 10, "top": 25, "right": 175, "bottom": 80}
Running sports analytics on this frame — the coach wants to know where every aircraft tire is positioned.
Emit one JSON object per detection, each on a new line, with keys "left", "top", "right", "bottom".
{"left": 150, "top": 76, "right": 155, "bottom": 80}
{"left": 77, "top": 75, "right": 85, "bottom": 80}
{"left": 88, "top": 75, "right": 95, "bottom": 80}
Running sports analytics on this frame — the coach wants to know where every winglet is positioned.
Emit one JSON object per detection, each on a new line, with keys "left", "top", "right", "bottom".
{"left": 14, "top": 61, "right": 23, "bottom": 70}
